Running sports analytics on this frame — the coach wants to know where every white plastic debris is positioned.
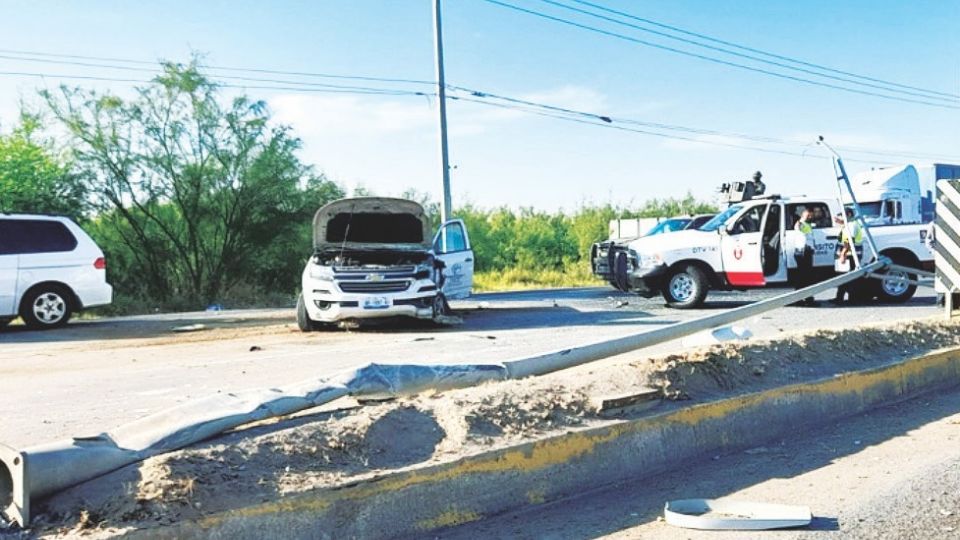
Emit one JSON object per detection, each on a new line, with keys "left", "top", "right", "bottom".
{"left": 680, "top": 325, "right": 753, "bottom": 347}
{"left": 664, "top": 499, "right": 812, "bottom": 530}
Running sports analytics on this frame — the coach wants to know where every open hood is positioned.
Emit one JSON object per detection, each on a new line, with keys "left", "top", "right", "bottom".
{"left": 312, "top": 197, "right": 433, "bottom": 251}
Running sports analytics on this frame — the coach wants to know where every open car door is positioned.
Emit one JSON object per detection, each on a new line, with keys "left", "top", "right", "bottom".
{"left": 720, "top": 202, "right": 771, "bottom": 287}
{"left": 433, "top": 219, "right": 474, "bottom": 299}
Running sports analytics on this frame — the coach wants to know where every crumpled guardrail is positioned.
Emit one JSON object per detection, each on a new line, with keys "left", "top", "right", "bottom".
{"left": 0, "top": 260, "right": 888, "bottom": 527}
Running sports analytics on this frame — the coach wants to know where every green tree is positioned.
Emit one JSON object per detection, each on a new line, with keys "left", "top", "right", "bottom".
{"left": 0, "top": 112, "right": 86, "bottom": 220}
{"left": 42, "top": 60, "right": 344, "bottom": 304}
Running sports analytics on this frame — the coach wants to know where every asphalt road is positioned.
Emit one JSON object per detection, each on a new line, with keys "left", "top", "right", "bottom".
{"left": 0, "top": 286, "right": 941, "bottom": 448}
{"left": 437, "top": 385, "right": 960, "bottom": 540}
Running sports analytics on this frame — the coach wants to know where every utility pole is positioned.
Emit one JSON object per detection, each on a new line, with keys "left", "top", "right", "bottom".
{"left": 433, "top": 0, "right": 453, "bottom": 222}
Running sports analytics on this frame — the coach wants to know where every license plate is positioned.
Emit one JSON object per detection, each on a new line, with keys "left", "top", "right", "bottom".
{"left": 362, "top": 296, "right": 391, "bottom": 310}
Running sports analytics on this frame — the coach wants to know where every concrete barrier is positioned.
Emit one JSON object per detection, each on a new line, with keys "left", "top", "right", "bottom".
{"left": 121, "top": 345, "right": 960, "bottom": 539}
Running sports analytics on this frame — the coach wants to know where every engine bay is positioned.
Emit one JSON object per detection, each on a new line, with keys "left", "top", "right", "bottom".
{"left": 313, "top": 248, "right": 433, "bottom": 271}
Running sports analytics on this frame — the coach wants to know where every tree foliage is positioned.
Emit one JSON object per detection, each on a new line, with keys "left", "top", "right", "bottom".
{"left": 0, "top": 112, "right": 87, "bottom": 220}
{"left": 42, "top": 61, "right": 343, "bottom": 304}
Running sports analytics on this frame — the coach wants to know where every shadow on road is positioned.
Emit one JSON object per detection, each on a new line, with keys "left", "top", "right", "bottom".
{"left": 435, "top": 388, "right": 960, "bottom": 539}
{"left": 0, "top": 314, "right": 292, "bottom": 344}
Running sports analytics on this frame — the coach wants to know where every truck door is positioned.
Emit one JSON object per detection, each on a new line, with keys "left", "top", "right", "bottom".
{"left": 720, "top": 203, "right": 770, "bottom": 286}
{"left": 0, "top": 219, "right": 19, "bottom": 316}
{"left": 433, "top": 219, "right": 474, "bottom": 299}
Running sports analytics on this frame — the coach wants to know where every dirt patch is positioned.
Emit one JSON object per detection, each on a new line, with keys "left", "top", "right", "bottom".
{"left": 16, "top": 318, "right": 960, "bottom": 538}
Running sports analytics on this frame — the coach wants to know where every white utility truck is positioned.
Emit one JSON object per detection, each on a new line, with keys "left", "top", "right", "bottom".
{"left": 592, "top": 182, "right": 933, "bottom": 309}
{"left": 297, "top": 197, "right": 473, "bottom": 330}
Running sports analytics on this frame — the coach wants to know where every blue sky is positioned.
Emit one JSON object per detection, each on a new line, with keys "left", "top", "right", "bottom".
{"left": 0, "top": 0, "right": 957, "bottom": 210}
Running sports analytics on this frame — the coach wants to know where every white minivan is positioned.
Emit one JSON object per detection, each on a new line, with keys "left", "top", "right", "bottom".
{"left": 0, "top": 214, "right": 113, "bottom": 329}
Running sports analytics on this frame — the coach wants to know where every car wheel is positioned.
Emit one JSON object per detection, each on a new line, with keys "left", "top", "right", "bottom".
{"left": 875, "top": 260, "right": 917, "bottom": 304}
{"left": 296, "top": 294, "right": 324, "bottom": 332}
{"left": 661, "top": 265, "right": 709, "bottom": 309}
{"left": 20, "top": 286, "right": 73, "bottom": 330}
{"left": 432, "top": 293, "right": 450, "bottom": 319}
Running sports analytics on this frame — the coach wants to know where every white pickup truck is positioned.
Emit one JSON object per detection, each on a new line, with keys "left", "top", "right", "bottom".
{"left": 298, "top": 197, "right": 474, "bottom": 330}
{"left": 592, "top": 195, "right": 933, "bottom": 308}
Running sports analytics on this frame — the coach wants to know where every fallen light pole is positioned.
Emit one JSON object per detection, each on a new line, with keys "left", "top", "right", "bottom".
{"left": 1, "top": 259, "right": 888, "bottom": 527}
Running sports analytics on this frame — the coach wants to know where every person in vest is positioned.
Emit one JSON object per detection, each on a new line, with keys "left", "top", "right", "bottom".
{"left": 832, "top": 208, "right": 863, "bottom": 304}
{"left": 792, "top": 207, "right": 818, "bottom": 306}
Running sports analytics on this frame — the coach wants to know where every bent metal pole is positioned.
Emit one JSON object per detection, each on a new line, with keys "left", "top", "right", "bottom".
{"left": 0, "top": 260, "right": 886, "bottom": 527}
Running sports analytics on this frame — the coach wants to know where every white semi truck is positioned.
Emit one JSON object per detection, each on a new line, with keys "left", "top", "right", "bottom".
{"left": 850, "top": 163, "right": 960, "bottom": 225}
{"left": 592, "top": 191, "right": 933, "bottom": 309}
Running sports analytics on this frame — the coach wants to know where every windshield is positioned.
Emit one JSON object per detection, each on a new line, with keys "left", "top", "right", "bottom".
{"left": 848, "top": 202, "right": 881, "bottom": 218}
{"left": 699, "top": 205, "right": 743, "bottom": 231}
{"left": 645, "top": 218, "right": 691, "bottom": 236}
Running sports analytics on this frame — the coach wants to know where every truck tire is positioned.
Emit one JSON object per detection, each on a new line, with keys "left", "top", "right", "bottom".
{"left": 662, "top": 265, "right": 709, "bottom": 309}
{"left": 20, "top": 285, "right": 73, "bottom": 330}
{"left": 875, "top": 256, "right": 918, "bottom": 304}
{"left": 296, "top": 294, "right": 326, "bottom": 332}
{"left": 612, "top": 250, "right": 630, "bottom": 292}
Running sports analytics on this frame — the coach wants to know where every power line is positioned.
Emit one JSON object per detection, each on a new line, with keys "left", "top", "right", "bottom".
{"left": 537, "top": 0, "right": 957, "bottom": 103}
{"left": 0, "top": 48, "right": 434, "bottom": 86}
{"left": 0, "top": 54, "right": 428, "bottom": 94}
{"left": 568, "top": 0, "right": 960, "bottom": 100}
{"left": 478, "top": 0, "right": 960, "bottom": 110}
{"left": 448, "top": 85, "right": 960, "bottom": 162}
{"left": 450, "top": 94, "right": 851, "bottom": 161}
{"left": 0, "top": 70, "right": 429, "bottom": 97}
{"left": 1, "top": 48, "right": 953, "bottom": 162}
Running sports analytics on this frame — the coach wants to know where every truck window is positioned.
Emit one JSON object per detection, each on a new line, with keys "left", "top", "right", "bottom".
{"left": 436, "top": 223, "right": 468, "bottom": 253}
{"left": 0, "top": 219, "right": 78, "bottom": 255}
{"left": 786, "top": 203, "right": 831, "bottom": 229}
{"left": 730, "top": 205, "right": 765, "bottom": 234}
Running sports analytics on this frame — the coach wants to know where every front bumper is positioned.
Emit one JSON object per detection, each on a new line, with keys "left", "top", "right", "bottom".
{"left": 302, "top": 277, "right": 438, "bottom": 322}
{"left": 626, "top": 264, "right": 668, "bottom": 297}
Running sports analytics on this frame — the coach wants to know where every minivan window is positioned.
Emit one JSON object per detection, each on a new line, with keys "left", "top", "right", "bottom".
{"left": 0, "top": 219, "right": 78, "bottom": 255}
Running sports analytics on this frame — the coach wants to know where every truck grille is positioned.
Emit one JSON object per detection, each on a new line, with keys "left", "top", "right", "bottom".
{"left": 338, "top": 280, "right": 410, "bottom": 293}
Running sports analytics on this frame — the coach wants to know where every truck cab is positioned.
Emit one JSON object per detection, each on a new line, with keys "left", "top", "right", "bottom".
{"left": 850, "top": 165, "right": 922, "bottom": 226}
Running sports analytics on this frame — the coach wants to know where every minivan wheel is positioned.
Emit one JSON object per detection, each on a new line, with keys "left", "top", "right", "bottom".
{"left": 21, "top": 286, "right": 73, "bottom": 329}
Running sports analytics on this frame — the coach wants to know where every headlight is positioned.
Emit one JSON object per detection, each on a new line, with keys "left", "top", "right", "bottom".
{"left": 414, "top": 261, "right": 433, "bottom": 280}
{"left": 308, "top": 264, "right": 334, "bottom": 281}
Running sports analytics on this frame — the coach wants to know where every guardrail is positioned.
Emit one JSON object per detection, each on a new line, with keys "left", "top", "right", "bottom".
{"left": 935, "top": 179, "right": 960, "bottom": 317}
{"left": 0, "top": 259, "right": 889, "bottom": 527}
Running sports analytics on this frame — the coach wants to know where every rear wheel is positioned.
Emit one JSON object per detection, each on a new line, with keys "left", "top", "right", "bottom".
{"left": 20, "top": 286, "right": 73, "bottom": 330}
{"left": 875, "top": 257, "right": 918, "bottom": 303}
{"left": 662, "top": 265, "right": 709, "bottom": 309}
{"left": 296, "top": 294, "right": 326, "bottom": 332}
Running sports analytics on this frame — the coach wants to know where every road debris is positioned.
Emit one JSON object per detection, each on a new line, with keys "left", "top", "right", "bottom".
{"left": 171, "top": 324, "right": 207, "bottom": 333}
{"left": 664, "top": 499, "right": 812, "bottom": 530}
{"left": 248, "top": 346, "right": 262, "bottom": 352}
